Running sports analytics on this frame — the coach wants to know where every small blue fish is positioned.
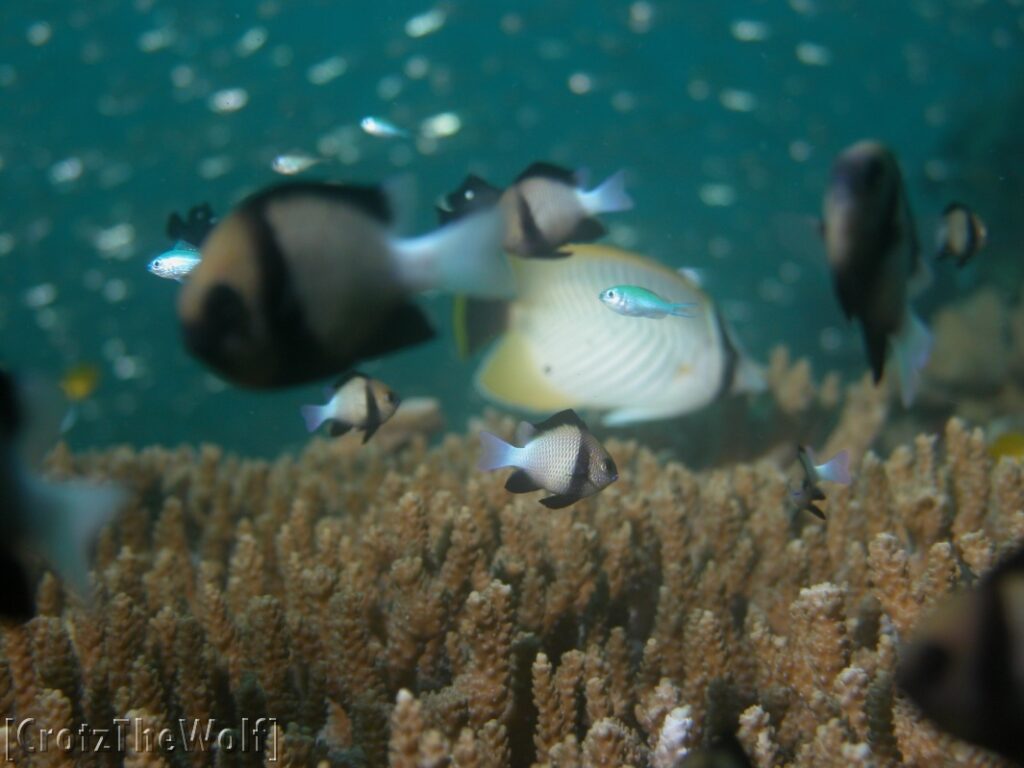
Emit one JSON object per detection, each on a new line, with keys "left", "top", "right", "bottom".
{"left": 360, "top": 116, "right": 411, "bottom": 139}
{"left": 148, "top": 241, "right": 201, "bottom": 282}
{"left": 789, "top": 445, "right": 851, "bottom": 519}
{"left": 599, "top": 285, "right": 696, "bottom": 319}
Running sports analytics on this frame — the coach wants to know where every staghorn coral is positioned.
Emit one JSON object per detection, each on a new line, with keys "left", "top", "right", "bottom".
{"left": 1, "top": 410, "right": 1021, "bottom": 767}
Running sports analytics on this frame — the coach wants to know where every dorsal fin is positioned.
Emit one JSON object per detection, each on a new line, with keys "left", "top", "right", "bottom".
{"left": 247, "top": 182, "right": 393, "bottom": 224}
{"left": 515, "top": 161, "right": 577, "bottom": 185}
{"left": 333, "top": 370, "right": 367, "bottom": 390}
{"left": 533, "top": 408, "right": 588, "bottom": 433}
{"left": 438, "top": 174, "right": 503, "bottom": 224}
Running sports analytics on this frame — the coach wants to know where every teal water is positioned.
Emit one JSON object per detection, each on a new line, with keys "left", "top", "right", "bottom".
{"left": 1, "top": 1, "right": 1020, "bottom": 456}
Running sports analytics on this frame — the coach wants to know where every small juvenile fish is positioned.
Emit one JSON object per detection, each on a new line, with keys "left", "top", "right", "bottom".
{"left": 272, "top": 152, "right": 325, "bottom": 176}
{"left": 166, "top": 203, "right": 218, "bottom": 247}
{"left": 935, "top": 202, "right": 987, "bottom": 267}
{"left": 60, "top": 363, "right": 100, "bottom": 401}
{"left": 148, "top": 242, "right": 201, "bottom": 282}
{"left": 438, "top": 162, "right": 634, "bottom": 258}
{"left": 299, "top": 372, "right": 400, "bottom": 443}
{"left": 599, "top": 284, "right": 696, "bottom": 319}
{"left": 788, "top": 445, "right": 851, "bottom": 519}
{"left": 897, "top": 544, "right": 1024, "bottom": 764}
{"left": 478, "top": 408, "right": 618, "bottom": 509}
{"left": 360, "top": 116, "right": 411, "bottom": 139}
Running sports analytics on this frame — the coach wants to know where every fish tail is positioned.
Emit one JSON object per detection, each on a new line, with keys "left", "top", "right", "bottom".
{"left": 817, "top": 450, "right": 851, "bottom": 485}
{"left": 668, "top": 302, "right": 697, "bottom": 318}
{"left": 24, "top": 476, "right": 123, "bottom": 601}
{"left": 893, "top": 307, "right": 932, "bottom": 408}
{"left": 392, "top": 208, "right": 515, "bottom": 299}
{"left": 478, "top": 431, "right": 518, "bottom": 471}
{"left": 300, "top": 404, "right": 328, "bottom": 433}
{"left": 580, "top": 169, "right": 634, "bottom": 214}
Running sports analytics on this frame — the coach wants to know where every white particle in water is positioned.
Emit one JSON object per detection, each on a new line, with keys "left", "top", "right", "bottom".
{"left": 795, "top": 41, "right": 831, "bottom": 66}
{"left": 93, "top": 223, "right": 135, "bottom": 257}
{"left": 138, "top": 26, "right": 176, "bottom": 53}
{"left": 235, "top": 26, "right": 268, "bottom": 57}
{"left": 102, "top": 338, "right": 125, "bottom": 360}
{"left": 405, "top": 8, "right": 446, "bottom": 38}
{"left": 207, "top": 87, "right": 248, "bottom": 113}
{"left": 170, "top": 64, "right": 195, "bottom": 89}
{"left": 820, "top": 326, "right": 843, "bottom": 352}
{"left": 24, "top": 283, "right": 57, "bottom": 309}
{"left": 48, "top": 156, "right": 83, "bottom": 185}
{"left": 27, "top": 22, "right": 52, "bottom": 47}
{"left": 419, "top": 111, "right": 462, "bottom": 139}
{"left": 730, "top": 19, "right": 770, "bottom": 42}
{"left": 789, "top": 139, "right": 813, "bottom": 162}
{"left": 404, "top": 55, "right": 430, "bottom": 79}
{"left": 198, "top": 155, "right": 232, "bottom": 179}
{"left": 687, "top": 78, "right": 710, "bottom": 101}
{"left": 611, "top": 90, "right": 637, "bottom": 112}
{"left": 719, "top": 88, "right": 757, "bottom": 112}
{"left": 306, "top": 55, "right": 347, "bottom": 85}
{"left": 0, "top": 233, "right": 13, "bottom": 256}
{"left": 103, "top": 279, "right": 128, "bottom": 303}
{"left": 699, "top": 183, "right": 737, "bottom": 207}
{"left": 568, "top": 72, "right": 593, "bottom": 95}
{"left": 376, "top": 74, "right": 404, "bottom": 101}
{"left": 629, "top": 1, "right": 654, "bottom": 33}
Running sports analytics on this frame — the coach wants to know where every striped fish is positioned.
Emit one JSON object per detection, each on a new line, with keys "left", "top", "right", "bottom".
{"left": 457, "top": 243, "right": 765, "bottom": 426}
{"left": 478, "top": 408, "right": 617, "bottom": 508}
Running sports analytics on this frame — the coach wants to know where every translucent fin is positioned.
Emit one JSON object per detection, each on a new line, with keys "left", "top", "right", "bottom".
{"left": 392, "top": 208, "right": 514, "bottom": 299}
{"left": 514, "top": 420, "right": 537, "bottom": 444}
{"left": 23, "top": 476, "right": 123, "bottom": 602}
{"left": 815, "top": 450, "right": 851, "bottom": 485}
{"left": 893, "top": 307, "right": 932, "bottom": 408}
{"left": 478, "top": 431, "right": 518, "bottom": 471}
{"left": 579, "top": 169, "right": 634, "bottom": 215}
{"left": 668, "top": 302, "right": 697, "bottom": 318}
{"left": 299, "top": 404, "right": 327, "bottom": 433}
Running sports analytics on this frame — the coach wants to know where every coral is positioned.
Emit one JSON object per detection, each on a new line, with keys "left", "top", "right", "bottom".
{"left": 2, "top": 409, "right": 1022, "bottom": 767}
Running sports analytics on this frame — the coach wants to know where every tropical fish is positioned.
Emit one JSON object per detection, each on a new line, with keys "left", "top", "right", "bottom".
{"left": 0, "top": 369, "right": 123, "bottom": 620}
{"left": 300, "top": 371, "right": 400, "bottom": 443}
{"left": 822, "top": 140, "right": 932, "bottom": 408}
{"left": 438, "top": 162, "right": 633, "bottom": 258}
{"left": 272, "top": 152, "right": 325, "bottom": 176}
{"left": 360, "top": 116, "right": 411, "bottom": 139}
{"left": 896, "top": 544, "right": 1024, "bottom": 764}
{"left": 178, "top": 180, "right": 510, "bottom": 388}
{"left": 59, "top": 362, "right": 100, "bottom": 401}
{"left": 166, "top": 202, "right": 218, "bottom": 247}
{"left": 599, "top": 284, "right": 696, "bottom": 319}
{"left": 788, "top": 445, "right": 851, "bottom": 519}
{"left": 935, "top": 202, "right": 987, "bottom": 267}
{"left": 988, "top": 431, "right": 1024, "bottom": 461}
{"left": 478, "top": 408, "right": 617, "bottom": 509}
{"left": 455, "top": 243, "right": 765, "bottom": 426}
{"left": 147, "top": 241, "right": 201, "bottom": 282}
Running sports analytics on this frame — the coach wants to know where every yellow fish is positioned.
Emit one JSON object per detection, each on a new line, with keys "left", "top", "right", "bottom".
{"left": 456, "top": 243, "right": 765, "bottom": 426}
{"left": 988, "top": 431, "right": 1024, "bottom": 461}
{"left": 60, "top": 363, "right": 100, "bottom": 401}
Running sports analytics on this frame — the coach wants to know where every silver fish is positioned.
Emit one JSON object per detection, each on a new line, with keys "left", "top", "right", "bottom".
{"left": 148, "top": 241, "right": 201, "bottom": 282}
{"left": 360, "top": 116, "right": 411, "bottom": 139}
{"left": 272, "top": 152, "right": 325, "bottom": 175}
{"left": 478, "top": 408, "right": 617, "bottom": 508}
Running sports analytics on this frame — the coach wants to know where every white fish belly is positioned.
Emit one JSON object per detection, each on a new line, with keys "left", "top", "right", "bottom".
{"left": 510, "top": 246, "right": 727, "bottom": 416}
{"left": 521, "top": 426, "right": 581, "bottom": 494}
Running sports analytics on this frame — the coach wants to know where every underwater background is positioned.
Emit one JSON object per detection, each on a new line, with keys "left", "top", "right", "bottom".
{"left": 1, "top": 0, "right": 1022, "bottom": 455}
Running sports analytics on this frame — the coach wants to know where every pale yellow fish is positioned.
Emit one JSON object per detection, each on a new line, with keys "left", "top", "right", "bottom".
{"left": 60, "top": 363, "right": 100, "bottom": 401}
{"left": 471, "top": 243, "right": 764, "bottom": 426}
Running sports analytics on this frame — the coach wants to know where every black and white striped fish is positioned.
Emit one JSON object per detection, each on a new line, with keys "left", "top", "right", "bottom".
{"left": 478, "top": 409, "right": 617, "bottom": 509}
{"left": 438, "top": 162, "right": 633, "bottom": 258}
{"left": 935, "top": 202, "right": 987, "bottom": 268}
{"left": 300, "top": 371, "right": 400, "bottom": 443}
{"left": 897, "top": 544, "right": 1024, "bottom": 764}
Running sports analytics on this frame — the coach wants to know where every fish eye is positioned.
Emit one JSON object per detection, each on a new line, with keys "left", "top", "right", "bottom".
{"left": 152, "top": 259, "right": 162, "bottom": 268}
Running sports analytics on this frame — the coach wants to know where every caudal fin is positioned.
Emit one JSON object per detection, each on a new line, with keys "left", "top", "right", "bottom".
{"left": 893, "top": 308, "right": 932, "bottom": 408}
{"left": 393, "top": 208, "right": 515, "bottom": 299}
{"left": 580, "top": 169, "right": 634, "bottom": 215}
{"left": 816, "top": 450, "right": 851, "bottom": 485}
{"left": 478, "top": 431, "right": 518, "bottom": 471}
{"left": 25, "top": 477, "right": 124, "bottom": 602}
{"left": 668, "top": 302, "right": 697, "bottom": 318}
{"left": 300, "top": 404, "right": 327, "bottom": 433}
